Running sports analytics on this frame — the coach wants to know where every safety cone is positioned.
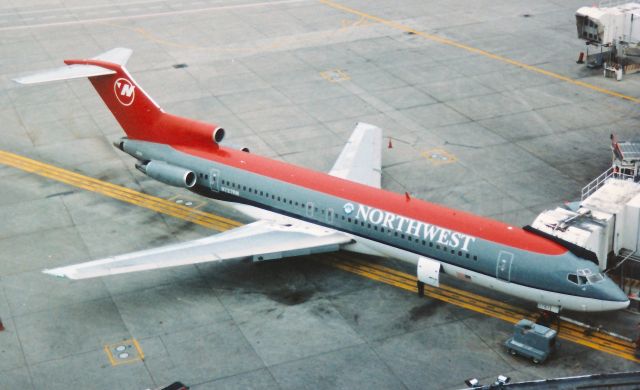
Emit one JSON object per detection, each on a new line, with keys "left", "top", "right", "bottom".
{"left": 576, "top": 52, "right": 585, "bottom": 64}
{"left": 388, "top": 137, "right": 393, "bottom": 149}
{"left": 0, "top": 318, "right": 4, "bottom": 331}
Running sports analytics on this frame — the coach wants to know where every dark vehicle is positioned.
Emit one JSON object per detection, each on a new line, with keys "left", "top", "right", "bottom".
{"left": 505, "top": 319, "right": 557, "bottom": 364}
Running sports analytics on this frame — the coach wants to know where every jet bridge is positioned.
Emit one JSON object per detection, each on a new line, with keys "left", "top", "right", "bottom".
{"left": 575, "top": 2, "right": 640, "bottom": 78}
{"left": 529, "top": 137, "right": 640, "bottom": 307}
{"left": 530, "top": 178, "right": 640, "bottom": 271}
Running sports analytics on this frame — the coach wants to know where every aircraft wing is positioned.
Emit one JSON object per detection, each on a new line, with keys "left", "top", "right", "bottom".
{"left": 43, "top": 220, "right": 352, "bottom": 280}
{"left": 329, "top": 122, "right": 382, "bottom": 188}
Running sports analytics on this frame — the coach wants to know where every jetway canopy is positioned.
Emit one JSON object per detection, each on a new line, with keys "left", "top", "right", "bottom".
{"left": 531, "top": 179, "right": 640, "bottom": 270}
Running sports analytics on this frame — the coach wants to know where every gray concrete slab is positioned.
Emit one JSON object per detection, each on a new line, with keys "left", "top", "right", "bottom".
{"left": 1, "top": 0, "right": 640, "bottom": 389}
{"left": 192, "top": 368, "right": 280, "bottom": 390}
{"left": 0, "top": 365, "right": 33, "bottom": 390}
{"left": 270, "top": 344, "right": 405, "bottom": 390}
{"left": 112, "top": 281, "right": 230, "bottom": 339}
{"left": 142, "top": 320, "right": 265, "bottom": 385}
{"left": 373, "top": 320, "right": 515, "bottom": 390}
{"left": 14, "top": 297, "right": 129, "bottom": 365}
{"left": 30, "top": 348, "right": 153, "bottom": 390}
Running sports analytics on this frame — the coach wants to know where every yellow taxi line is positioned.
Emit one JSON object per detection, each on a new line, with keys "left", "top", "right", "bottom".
{"left": 334, "top": 258, "right": 639, "bottom": 360}
{"left": 0, "top": 151, "right": 240, "bottom": 231}
{"left": 318, "top": 0, "right": 640, "bottom": 105}
{"left": 340, "top": 257, "right": 634, "bottom": 352}
{"left": 0, "top": 150, "right": 239, "bottom": 227}
{"left": 0, "top": 150, "right": 637, "bottom": 362}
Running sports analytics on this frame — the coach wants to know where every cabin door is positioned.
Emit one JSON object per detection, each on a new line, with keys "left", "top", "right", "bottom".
{"left": 496, "top": 251, "right": 514, "bottom": 282}
{"left": 209, "top": 168, "right": 220, "bottom": 192}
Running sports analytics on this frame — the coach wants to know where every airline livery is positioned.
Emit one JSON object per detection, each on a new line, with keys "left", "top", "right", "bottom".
{"left": 14, "top": 48, "right": 629, "bottom": 312}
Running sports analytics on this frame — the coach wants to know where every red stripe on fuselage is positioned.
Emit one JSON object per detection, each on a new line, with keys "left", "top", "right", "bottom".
{"left": 175, "top": 144, "right": 567, "bottom": 256}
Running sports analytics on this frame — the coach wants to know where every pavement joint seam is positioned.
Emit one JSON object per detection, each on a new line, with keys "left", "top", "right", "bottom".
{"left": 318, "top": 0, "right": 640, "bottom": 105}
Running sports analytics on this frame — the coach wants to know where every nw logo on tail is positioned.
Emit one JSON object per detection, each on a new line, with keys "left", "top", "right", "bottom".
{"left": 114, "top": 78, "right": 135, "bottom": 106}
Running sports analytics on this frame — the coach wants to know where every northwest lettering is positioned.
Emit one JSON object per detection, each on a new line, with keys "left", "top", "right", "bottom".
{"left": 355, "top": 204, "right": 476, "bottom": 251}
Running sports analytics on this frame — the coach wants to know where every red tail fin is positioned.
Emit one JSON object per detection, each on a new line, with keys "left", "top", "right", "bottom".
{"left": 15, "top": 48, "right": 223, "bottom": 147}
{"left": 65, "top": 58, "right": 165, "bottom": 141}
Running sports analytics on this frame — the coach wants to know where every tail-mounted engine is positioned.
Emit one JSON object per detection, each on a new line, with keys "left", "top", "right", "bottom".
{"left": 136, "top": 160, "right": 196, "bottom": 188}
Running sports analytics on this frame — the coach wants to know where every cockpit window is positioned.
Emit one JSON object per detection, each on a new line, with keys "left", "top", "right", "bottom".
{"left": 568, "top": 269, "right": 604, "bottom": 285}
{"left": 587, "top": 273, "right": 604, "bottom": 284}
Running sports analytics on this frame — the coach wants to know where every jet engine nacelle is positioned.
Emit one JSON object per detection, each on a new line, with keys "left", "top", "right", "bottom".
{"left": 213, "top": 127, "right": 225, "bottom": 143}
{"left": 136, "top": 161, "right": 196, "bottom": 188}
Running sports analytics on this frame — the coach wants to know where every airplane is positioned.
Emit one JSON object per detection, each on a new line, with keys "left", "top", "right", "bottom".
{"left": 13, "top": 48, "right": 629, "bottom": 313}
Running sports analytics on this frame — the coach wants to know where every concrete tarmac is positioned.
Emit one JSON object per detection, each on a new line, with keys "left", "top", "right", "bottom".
{"left": 0, "top": 0, "right": 639, "bottom": 389}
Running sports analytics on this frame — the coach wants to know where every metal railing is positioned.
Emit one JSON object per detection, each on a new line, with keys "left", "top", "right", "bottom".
{"left": 581, "top": 167, "right": 634, "bottom": 200}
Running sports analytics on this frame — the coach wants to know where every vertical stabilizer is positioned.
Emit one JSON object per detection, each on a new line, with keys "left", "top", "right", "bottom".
{"left": 13, "top": 48, "right": 220, "bottom": 146}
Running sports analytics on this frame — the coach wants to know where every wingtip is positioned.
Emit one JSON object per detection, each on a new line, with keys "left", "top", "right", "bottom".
{"left": 42, "top": 268, "right": 69, "bottom": 279}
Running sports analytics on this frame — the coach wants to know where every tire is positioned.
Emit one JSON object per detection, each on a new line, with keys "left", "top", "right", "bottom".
{"left": 508, "top": 349, "right": 517, "bottom": 356}
{"left": 532, "top": 358, "right": 541, "bottom": 364}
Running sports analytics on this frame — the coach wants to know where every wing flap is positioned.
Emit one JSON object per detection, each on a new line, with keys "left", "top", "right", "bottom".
{"left": 44, "top": 220, "right": 351, "bottom": 279}
{"left": 329, "top": 122, "right": 382, "bottom": 188}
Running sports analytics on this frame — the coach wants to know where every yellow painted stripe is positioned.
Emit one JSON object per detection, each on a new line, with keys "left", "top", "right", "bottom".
{"left": 318, "top": 0, "right": 640, "bottom": 105}
{"left": 0, "top": 151, "right": 241, "bottom": 232}
{"left": 0, "top": 150, "right": 637, "bottom": 362}
{"left": 331, "top": 257, "right": 639, "bottom": 361}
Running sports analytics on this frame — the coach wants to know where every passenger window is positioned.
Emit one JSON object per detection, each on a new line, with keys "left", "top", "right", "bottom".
{"left": 473, "top": 255, "right": 477, "bottom": 261}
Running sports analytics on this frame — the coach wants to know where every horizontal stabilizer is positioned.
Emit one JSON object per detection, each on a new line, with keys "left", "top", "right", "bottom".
{"left": 13, "top": 47, "right": 132, "bottom": 85}
{"left": 13, "top": 65, "right": 115, "bottom": 84}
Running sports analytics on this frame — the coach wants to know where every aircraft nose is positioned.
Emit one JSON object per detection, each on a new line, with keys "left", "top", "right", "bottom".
{"left": 601, "top": 278, "right": 630, "bottom": 309}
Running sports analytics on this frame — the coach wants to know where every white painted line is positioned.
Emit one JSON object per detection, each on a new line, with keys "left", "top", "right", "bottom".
{"left": 0, "top": 0, "right": 169, "bottom": 17}
{"left": 0, "top": 0, "right": 310, "bottom": 31}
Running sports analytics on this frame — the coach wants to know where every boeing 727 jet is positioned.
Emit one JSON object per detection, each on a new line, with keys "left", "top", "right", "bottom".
{"left": 14, "top": 48, "right": 629, "bottom": 312}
